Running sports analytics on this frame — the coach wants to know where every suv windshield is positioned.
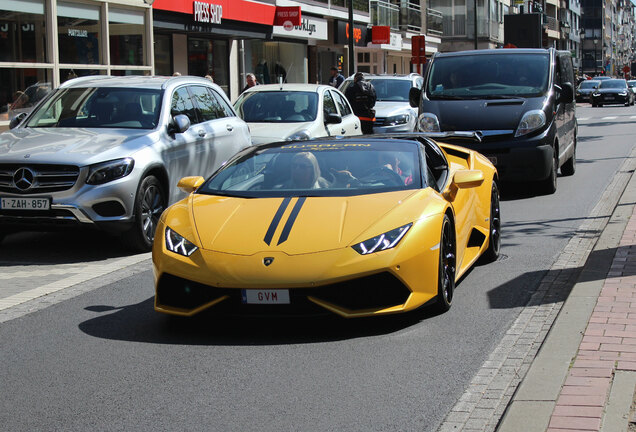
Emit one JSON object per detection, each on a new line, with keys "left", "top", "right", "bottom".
{"left": 234, "top": 91, "right": 318, "bottom": 123}
{"left": 579, "top": 81, "right": 599, "bottom": 89}
{"left": 199, "top": 140, "right": 422, "bottom": 198}
{"left": 426, "top": 53, "right": 550, "bottom": 99}
{"left": 26, "top": 87, "right": 163, "bottom": 129}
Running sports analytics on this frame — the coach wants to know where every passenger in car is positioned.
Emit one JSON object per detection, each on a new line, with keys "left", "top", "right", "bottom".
{"left": 284, "top": 152, "right": 329, "bottom": 189}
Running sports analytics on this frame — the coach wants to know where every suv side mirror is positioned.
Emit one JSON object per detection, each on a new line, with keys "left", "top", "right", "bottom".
{"left": 325, "top": 113, "right": 342, "bottom": 124}
{"left": 409, "top": 87, "right": 421, "bottom": 108}
{"left": 168, "top": 114, "right": 190, "bottom": 135}
{"left": 9, "top": 112, "right": 27, "bottom": 129}
{"left": 559, "top": 82, "right": 574, "bottom": 103}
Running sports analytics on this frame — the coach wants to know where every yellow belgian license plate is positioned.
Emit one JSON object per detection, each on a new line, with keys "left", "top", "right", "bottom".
{"left": 241, "top": 289, "right": 290, "bottom": 304}
{"left": 0, "top": 197, "right": 50, "bottom": 210}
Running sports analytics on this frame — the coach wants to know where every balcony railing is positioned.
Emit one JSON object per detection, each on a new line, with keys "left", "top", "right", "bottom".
{"left": 442, "top": 14, "right": 466, "bottom": 37}
{"left": 330, "top": 0, "right": 369, "bottom": 13}
{"left": 427, "top": 8, "right": 443, "bottom": 36}
{"left": 399, "top": 0, "right": 422, "bottom": 33}
{"left": 370, "top": 0, "right": 399, "bottom": 31}
{"left": 544, "top": 15, "right": 558, "bottom": 31}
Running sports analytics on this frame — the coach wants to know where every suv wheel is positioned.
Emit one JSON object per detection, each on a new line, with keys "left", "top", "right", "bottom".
{"left": 122, "top": 175, "right": 166, "bottom": 252}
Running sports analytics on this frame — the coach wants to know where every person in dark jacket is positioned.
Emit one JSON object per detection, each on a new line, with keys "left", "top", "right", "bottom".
{"left": 344, "top": 72, "right": 376, "bottom": 134}
{"left": 328, "top": 66, "right": 345, "bottom": 88}
{"left": 242, "top": 73, "right": 259, "bottom": 93}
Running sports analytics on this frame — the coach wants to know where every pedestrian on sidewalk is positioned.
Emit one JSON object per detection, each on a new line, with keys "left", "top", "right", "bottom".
{"left": 328, "top": 66, "right": 344, "bottom": 88}
{"left": 344, "top": 72, "right": 376, "bottom": 134}
{"left": 242, "top": 73, "right": 259, "bottom": 93}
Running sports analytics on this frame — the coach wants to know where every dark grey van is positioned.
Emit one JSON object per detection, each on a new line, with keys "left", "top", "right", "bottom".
{"left": 409, "top": 48, "right": 576, "bottom": 194}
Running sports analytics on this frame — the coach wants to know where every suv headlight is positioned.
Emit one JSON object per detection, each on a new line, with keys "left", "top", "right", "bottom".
{"left": 385, "top": 114, "right": 410, "bottom": 126}
{"left": 165, "top": 227, "right": 198, "bottom": 257}
{"left": 514, "top": 110, "right": 546, "bottom": 138}
{"left": 86, "top": 158, "right": 134, "bottom": 185}
{"left": 417, "top": 113, "right": 440, "bottom": 132}
{"left": 618, "top": 91, "right": 628, "bottom": 96}
{"left": 352, "top": 223, "right": 412, "bottom": 255}
{"left": 287, "top": 130, "right": 311, "bottom": 141}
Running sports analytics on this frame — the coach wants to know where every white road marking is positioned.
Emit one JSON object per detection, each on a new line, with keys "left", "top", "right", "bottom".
{"left": 602, "top": 116, "right": 618, "bottom": 120}
{"left": 577, "top": 117, "right": 589, "bottom": 121}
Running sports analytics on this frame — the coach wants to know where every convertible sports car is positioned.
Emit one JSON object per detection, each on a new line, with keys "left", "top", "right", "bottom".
{"left": 152, "top": 134, "right": 500, "bottom": 318}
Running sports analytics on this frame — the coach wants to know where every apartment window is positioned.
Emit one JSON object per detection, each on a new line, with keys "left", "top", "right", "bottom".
{"left": 109, "top": 7, "right": 145, "bottom": 66}
{"left": 57, "top": 1, "right": 101, "bottom": 65}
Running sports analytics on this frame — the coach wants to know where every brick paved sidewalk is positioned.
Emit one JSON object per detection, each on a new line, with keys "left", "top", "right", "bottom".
{"left": 547, "top": 205, "right": 636, "bottom": 432}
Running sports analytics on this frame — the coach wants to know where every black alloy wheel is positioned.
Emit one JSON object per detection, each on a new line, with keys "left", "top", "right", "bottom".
{"left": 481, "top": 181, "right": 501, "bottom": 263}
{"left": 538, "top": 145, "right": 558, "bottom": 195}
{"left": 123, "top": 175, "right": 166, "bottom": 252}
{"left": 435, "top": 215, "right": 456, "bottom": 313}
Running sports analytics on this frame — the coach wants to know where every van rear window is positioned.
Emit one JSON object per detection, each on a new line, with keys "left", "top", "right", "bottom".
{"left": 426, "top": 53, "right": 550, "bottom": 99}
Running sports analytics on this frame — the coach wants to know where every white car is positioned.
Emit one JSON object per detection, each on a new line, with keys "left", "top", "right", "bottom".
{"left": 233, "top": 84, "right": 361, "bottom": 144}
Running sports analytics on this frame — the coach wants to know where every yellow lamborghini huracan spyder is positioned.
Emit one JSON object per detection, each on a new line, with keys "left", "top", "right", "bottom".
{"left": 152, "top": 134, "right": 500, "bottom": 318}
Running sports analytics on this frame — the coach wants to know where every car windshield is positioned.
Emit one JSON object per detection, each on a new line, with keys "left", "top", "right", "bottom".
{"left": 234, "top": 91, "right": 318, "bottom": 123}
{"left": 628, "top": 81, "right": 636, "bottom": 87}
{"left": 25, "top": 87, "right": 163, "bottom": 129}
{"left": 599, "top": 79, "right": 627, "bottom": 89}
{"left": 199, "top": 140, "right": 423, "bottom": 198}
{"left": 341, "top": 79, "right": 412, "bottom": 101}
{"left": 579, "top": 81, "right": 599, "bottom": 89}
{"left": 426, "top": 53, "right": 550, "bottom": 99}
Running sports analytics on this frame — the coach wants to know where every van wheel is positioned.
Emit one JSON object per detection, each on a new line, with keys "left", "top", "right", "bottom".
{"left": 538, "top": 146, "right": 558, "bottom": 195}
{"left": 561, "top": 136, "right": 576, "bottom": 176}
{"left": 122, "top": 175, "right": 166, "bottom": 252}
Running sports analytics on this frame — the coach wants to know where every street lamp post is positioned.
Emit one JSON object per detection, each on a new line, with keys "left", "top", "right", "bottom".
{"left": 594, "top": 38, "right": 598, "bottom": 75}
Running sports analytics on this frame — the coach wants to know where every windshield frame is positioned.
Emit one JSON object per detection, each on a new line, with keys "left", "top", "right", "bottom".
{"left": 197, "top": 140, "right": 426, "bottom": 198}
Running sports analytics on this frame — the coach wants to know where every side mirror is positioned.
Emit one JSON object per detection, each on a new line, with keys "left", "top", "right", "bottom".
{"left": 169, "top": 114, "right": 191, "bottom": 135}
{"left": 558, "top": 82, "right": 574, "bottom": 103}
{"left": 325, "top": 113, "right": 342, "bottom": 124}
{"left": 409, "top": 87, "right": 421, "bottom": 108}
{"left": 443, "top": 170, "right": 484, "bottom": 201}
{"left": 9, "top": 112, "right": 27, "bottom": 129}
{"left": 177, "top": 176, "right": 205, "bottom": 194}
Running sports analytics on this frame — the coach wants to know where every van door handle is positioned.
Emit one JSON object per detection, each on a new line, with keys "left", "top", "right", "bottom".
{"left": 198, "top": 130, "right": 206, "bottom": 138}
{"left": 355, "top": 124, "right": 359, "bottom": 129}
{"left": 341, "top": 128, "right": 346, "bottom": 134}
{"left": 226, "top": 125, "right": 233, "bottom": 132}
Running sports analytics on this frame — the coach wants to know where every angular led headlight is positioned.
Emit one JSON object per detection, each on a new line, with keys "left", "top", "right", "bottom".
{"left": 618, "top": 91, "right": 628, "bottom": 96}
{"left": 514, "top": 109, "right": 546, "bottom": 138}
{"left": 385, "top": 114, "right": 410, "bottom": 126}
{"left": 352, "top": 223, "right": 412, "bottom": 255}
{"left": 417, "top": 113, "right": 440, "bottom": 132}
{"left": 592, "top": 92, "right": 600, "bottom": 97}
{"left": 287, "top": 130, "right": 311, "bottom": 141}
{"left": 86, "top": 158, "right": 134, "bottom": 185}
{"left": 165, "top": 227, "right": 198, "bottom": 257}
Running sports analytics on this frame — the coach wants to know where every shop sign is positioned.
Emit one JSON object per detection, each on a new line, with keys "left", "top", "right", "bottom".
{"left": 272, "top": 16, "right": 328, "bottom": 40}
{"left": 274, "top": 6, "right": 301, "bottom": 26}
{"left": 193, "top": 1, "right": 222, "bottom": 24}
{"left": 371, "top": 26, "right": 390, "bottom": 44}
{"left": 388, "top": 33, "right": 402, "bottom": 50}
{"left": 152, "top": 0, "right": 275, "bottom": 26}
{"left": 335, "top": 21, "right": 368, "bottom": 47}
{"left": 68, "top": 29, "right": 88, "bottom": 38}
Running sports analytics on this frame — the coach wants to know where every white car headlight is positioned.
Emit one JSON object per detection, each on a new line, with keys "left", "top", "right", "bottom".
{"left": 287, "top": 130, "right": 312, "bottom": 141}
{"left": 86, "top": 158, "right": 134, "bottom": 185}
{"left": 352, "top": 223, "right": 412, "bottom": 255}
{"left": 385, "top": 114, "right": 410, "bottom": 126}
{"left": 165, "top": 227, "right": 198, "bottom": 257}
{"left": 514, "top": 110, "right": 546, "bottom": 138}
{"left": 592, "top": 92, "right": 600, "bottom": 97}
{"left": 618, "top": 91, "right": 627, "bottom": 96}
{"left": 417, "top": 113, "right": 440, "bottom": 132}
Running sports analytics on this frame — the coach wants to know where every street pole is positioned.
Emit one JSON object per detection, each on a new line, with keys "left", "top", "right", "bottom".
{"left": 474, "top": 0, "right": 478, "bottom": 50}
{"left": 348, "top": 0, "right": 355, "bottom": 76}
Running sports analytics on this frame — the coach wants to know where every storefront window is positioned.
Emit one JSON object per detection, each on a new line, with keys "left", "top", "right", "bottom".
{"left": 0, "top": 0, "right": 47, "bottom": 63}
{"left": 59, "top": 68, "right": 105, "bottom": 85}
{"left": 154, "top": 34, "right": 172, "bottom": 76}
{"left": 245, "top": 41, "right": 306, "bottom": 85}
{"left": 109, "top": 7, "right": 145, "bottom": 66}
{"left": 58, "top": 1, "right": 101, "bottom": 65}
{"left": 188, "top": 38, "right": 229, "bottom": 95}
{"left": 0, "top": 67, "right": 52, "bottom": 122}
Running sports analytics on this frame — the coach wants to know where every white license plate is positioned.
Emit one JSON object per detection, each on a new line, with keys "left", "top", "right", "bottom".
{"left": 241, "top": 289, "right": 290, "bottom": 304}
{"left": 0, "top": 197, "right": 50, "bottom": 210}
{"left": 487, "top": 156, "right": 497, "bottom": 165}
{"left": 605, "top": 96, "right": 615, "bottom": 100}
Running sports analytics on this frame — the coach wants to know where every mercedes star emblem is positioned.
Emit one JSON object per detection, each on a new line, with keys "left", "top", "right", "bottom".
{"left": 13, "top": 167, "right": 35, "bottom": 191}
{"left": 263, "top": 257, "right": 274, "bottom": 266}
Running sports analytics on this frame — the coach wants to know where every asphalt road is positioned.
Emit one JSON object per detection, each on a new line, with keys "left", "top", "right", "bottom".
{"left": 1, "top": 103, "right": 635, "bottom": 431}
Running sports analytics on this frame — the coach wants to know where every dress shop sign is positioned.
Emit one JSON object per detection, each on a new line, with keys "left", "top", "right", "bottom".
{"left": 193, "top": 1, "right": 223, "bottom": 24}
{"left": 272, "top": 16, "right": 328, "bottom": 40}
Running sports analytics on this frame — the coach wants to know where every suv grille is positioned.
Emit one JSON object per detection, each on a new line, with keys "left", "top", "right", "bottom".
{"left": 0, "top": 164, "right": 80, "bottom": 194}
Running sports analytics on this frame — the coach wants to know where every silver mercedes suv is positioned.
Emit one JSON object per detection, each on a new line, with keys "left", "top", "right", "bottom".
{"left": 0, "top": 75, "right": 252, "bottom": 251}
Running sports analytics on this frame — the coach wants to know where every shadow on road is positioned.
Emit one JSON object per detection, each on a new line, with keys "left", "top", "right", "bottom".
{"left": 78, "top": 297, "right": 444, "bottom": 346}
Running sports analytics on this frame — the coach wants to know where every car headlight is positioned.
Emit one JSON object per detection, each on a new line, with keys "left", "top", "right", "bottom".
{"left": 287, "top": 130, "right": 312, "bottom": 141}
{"left": 352, "top": 223, "right": 412, "bottom": 255}
{"left": 514, "top": 109, "right": 546, "bottom": 138}
{"left": 618, "top": 91, "right": 627, "bottom": 96}
{"left": 417, "top": 113, "right": 440, "bottom": 132}
{"left": 86, "top": 158, "right": 134, "bottom": 185}
{"left": 165, "top": 227, "right": 198, "bottom": 257}
{"left": 592, "top": 92, "right": 600, "bottom": 97}
{"left": 385, "top": 114, "right": 410, "bottom": 126}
